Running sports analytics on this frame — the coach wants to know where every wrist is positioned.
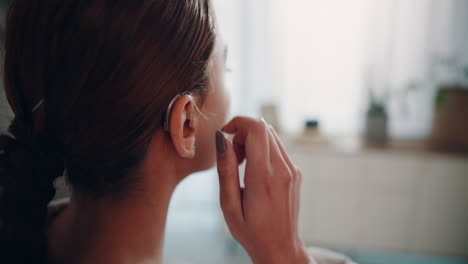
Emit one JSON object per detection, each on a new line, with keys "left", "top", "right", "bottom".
{"left": 250, "top": 244, "right": 310, "bottom": 264}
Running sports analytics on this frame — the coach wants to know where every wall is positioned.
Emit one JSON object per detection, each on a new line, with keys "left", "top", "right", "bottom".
{"left": 219, "top": 0, "right": 468, "bottom": 138}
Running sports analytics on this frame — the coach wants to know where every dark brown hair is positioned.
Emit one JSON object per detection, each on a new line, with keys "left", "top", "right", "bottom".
{"left": 0, "top": 0, "right": 216, "bottom": 263}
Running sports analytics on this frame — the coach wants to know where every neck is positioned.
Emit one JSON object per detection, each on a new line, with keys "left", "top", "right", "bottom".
{"left": 49, "top": 166, "right": 182, "bottom": 264}
{"left": 48, "top": 132, "right": 190, "bottom": 264}
{"left": 54, "top": 177, "right": 177, "bottom": 264}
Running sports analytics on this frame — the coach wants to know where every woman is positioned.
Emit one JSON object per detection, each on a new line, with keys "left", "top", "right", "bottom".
{"left": 0, "top": 1, "right": 354, "bottom": 263}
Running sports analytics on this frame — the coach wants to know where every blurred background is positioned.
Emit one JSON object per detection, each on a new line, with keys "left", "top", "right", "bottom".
{"left": 1, "top": 0, "right": 467, "bottom": 264}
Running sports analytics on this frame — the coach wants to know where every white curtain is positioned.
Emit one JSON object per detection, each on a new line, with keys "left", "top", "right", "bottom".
{"left": 213, "top": 0, "right": 283, "bottom": 119}
{"left": 214, "top": 0, "right": 468, "bottom": 139}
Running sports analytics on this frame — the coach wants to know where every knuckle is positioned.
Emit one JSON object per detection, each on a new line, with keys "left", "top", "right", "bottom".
{"left": 280, "top": 167, "right": 293, "bottom": 185}
{"left": 267, "top": 124, "right": 275, "bottom": 133}
{"left": 282, "top": 175, "right": 293, "bottom": 186}
{"left": 296, "top": 171, "right": 303, "bottom": 184}
{"left": 252, "top": 120, "right": 268, "bottom": 133}
{"left": 294, "top": 166, "right": 303, "bottom": 183}
{"left": 292, "top": 166, "right": 301, "bottom": 176}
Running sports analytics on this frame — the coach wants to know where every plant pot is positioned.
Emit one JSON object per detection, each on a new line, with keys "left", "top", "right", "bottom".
{"left": 430, "top": 87, "right": 468, "bottom": 153}
{"left": 365, "top": 112, "right": 388, "bottom": 146}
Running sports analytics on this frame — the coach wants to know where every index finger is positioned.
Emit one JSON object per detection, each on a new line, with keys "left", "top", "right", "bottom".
{"left": 222, "top": 116, "right": 270, "bottom": 167}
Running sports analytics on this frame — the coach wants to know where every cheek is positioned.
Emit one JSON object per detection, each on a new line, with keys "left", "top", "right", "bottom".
{"left": 195, "top": 130, "right": 217, "bottom": 170}
{"left": 191, "top": 120, "right": 220, "bottom": 172}
{"left": 193, "top": 88, "right": 230, "bottom": 171}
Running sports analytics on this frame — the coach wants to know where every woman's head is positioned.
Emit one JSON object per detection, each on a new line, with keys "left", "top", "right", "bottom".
{"left": 0, "top": 0, "right": 228, "bottom": 261}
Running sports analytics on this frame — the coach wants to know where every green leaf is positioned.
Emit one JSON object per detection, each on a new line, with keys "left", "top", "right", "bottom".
{"left": 435, "top": 88, "right": 451, "bottom": 109}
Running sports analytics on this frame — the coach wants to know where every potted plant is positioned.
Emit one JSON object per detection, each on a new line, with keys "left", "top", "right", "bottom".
{"left": 429, "top": 59, "right": 468, "bottom": 153}
{"left": 364, "top": 89, "right": 389, "bottom": 146}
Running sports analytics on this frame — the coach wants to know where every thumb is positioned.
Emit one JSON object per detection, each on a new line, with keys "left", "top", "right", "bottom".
{"left": 216, "top": 131, "right": 243, "bottom": 224}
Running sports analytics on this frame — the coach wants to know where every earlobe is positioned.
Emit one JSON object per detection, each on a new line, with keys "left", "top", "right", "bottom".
{"left": 168, "top": 94, "right": 198, "bottom": 159}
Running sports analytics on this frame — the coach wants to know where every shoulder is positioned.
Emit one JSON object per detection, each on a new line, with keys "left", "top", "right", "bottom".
{"left": 307, "top": 247, "right": 357, "bottom": 264}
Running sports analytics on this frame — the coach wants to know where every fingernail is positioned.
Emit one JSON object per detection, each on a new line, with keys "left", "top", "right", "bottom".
{"left": 216, "top": 131, "right": 226, "bottom": 156}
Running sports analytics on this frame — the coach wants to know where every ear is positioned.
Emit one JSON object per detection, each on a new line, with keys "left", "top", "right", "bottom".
{"left": 168, "top": 94, "right": 198, "bottom": 159}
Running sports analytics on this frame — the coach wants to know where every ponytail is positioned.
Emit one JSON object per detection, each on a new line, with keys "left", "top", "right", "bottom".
{"left": 0, "top": 115, "right": 64, "bottom": 263}
{"left": 1, "top": 1, "right": 65, "bottom": 261}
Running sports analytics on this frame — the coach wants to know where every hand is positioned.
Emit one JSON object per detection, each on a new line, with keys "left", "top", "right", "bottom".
{"left": 215, "top": 116, "right": 310, "bottom": 264}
